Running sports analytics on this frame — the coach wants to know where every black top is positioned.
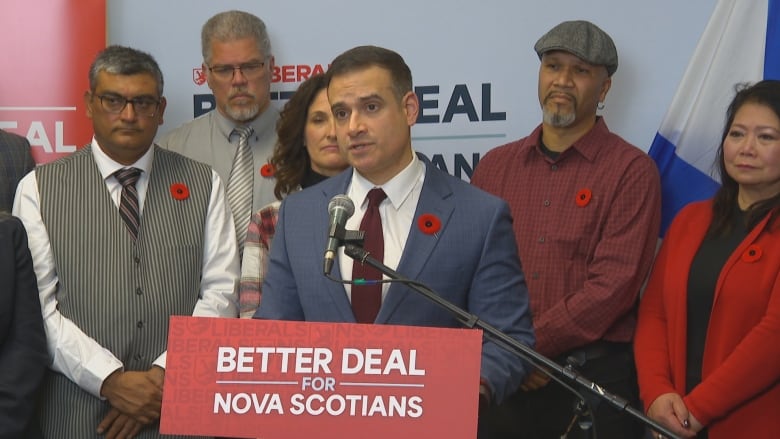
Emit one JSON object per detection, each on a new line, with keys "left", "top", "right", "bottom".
{"left": 685, "top": 208, "right": 749, "bottom": 439}
{"left": 300, "top": 168, "right": 329, "bottom": 190}
{"left": 686, "top": 207, "right": 749, "bottom": 391}
{"left": 538, "top": 139, "right": 561, "bottom": 160}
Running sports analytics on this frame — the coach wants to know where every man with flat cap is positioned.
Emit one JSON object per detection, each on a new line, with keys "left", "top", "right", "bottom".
{"left": 472, "top": 20, "right": 660, "bottom": 438}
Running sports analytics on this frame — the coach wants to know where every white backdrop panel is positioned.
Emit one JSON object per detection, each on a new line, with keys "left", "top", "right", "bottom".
{"left": 108, "top": 0, "right": 717, "bottom": 178}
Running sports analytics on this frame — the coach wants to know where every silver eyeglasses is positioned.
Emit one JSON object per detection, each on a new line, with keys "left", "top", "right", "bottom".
{"left": 207, "top": 62, "right": 266, "bottom": 81}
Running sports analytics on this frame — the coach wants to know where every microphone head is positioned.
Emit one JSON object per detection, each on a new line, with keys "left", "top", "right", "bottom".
{"left": 328, "top": 194, "right": 355, "bottom": 218}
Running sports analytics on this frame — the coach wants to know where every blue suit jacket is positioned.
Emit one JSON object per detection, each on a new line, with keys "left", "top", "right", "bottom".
{"left": 257, "top": 162, "right": 534, "bottom": 403}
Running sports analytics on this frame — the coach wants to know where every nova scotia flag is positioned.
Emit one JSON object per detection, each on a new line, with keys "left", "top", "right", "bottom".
{"left": 648, "top": 0, "right": 780, "bottom": 234}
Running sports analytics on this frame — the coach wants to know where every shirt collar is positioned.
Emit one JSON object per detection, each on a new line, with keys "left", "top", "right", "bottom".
{"left": 212, "top": 109, "right": 235, "bottom": 140}
{"left": 532, "top": 116, "right": 611, "bottom": 163}
{"left": 91, "top": 137, "right": 154, "bottom": 180}
{"left": 213, "top": 106, "right": 278, "bottom": 143}
{"left": 350, "top": 153, "right": 424, "bottom": 209}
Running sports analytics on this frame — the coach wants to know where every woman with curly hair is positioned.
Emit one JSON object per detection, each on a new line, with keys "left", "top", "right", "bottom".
{"left": 239, "top": 74, "right": 348, "bottom": 317}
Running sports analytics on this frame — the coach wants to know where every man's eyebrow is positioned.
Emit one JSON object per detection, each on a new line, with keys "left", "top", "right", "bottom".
{"left": 331, "top": 93, "right": 386, "bottom": 108}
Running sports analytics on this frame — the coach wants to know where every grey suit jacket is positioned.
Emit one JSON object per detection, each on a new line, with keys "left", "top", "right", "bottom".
{"left": 0, "top": 130, "right": 35, "bottom": 212}
{"left": 257, "top": 162, "right": 535, "bottom": 403}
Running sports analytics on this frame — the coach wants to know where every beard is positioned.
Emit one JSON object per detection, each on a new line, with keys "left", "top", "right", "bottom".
{"left": 543, "top": 108, "right": 576, "bottom": 128}
{"left": 223, "top": 88, "right": 262, "bottom": 122}
{"left": 225, "top": 102, "right": 261, "bottom": 122}
{"left": 542, "top": 92, "right": 577, "bottom": 128}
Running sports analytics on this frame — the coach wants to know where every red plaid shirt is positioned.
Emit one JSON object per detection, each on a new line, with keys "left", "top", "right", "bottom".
{"left": 472, "top": 118, "right": 661, "bottom": 358}
{"left": 239, "top": 201, "right": 280, "bottom": 318}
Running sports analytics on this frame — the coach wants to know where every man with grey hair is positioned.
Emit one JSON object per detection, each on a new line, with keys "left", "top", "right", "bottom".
{"left": 472, "top": 20, "right": 661, "bottom": 438}
{"left": 159, "top": 10, "right": 279, "bottom": 259}
{"left": 14, "top": 44, "right": 238, "bottom": 438}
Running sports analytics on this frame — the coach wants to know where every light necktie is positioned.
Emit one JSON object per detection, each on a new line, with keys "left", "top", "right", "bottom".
{"left": 114, "top": 167, "right": 142, "bottom": 240}
{"left": 227, "top": 125, "right": 255, "bottom": 255}
{"left": 351, "top": 188, "right": 387, "bottom": 323}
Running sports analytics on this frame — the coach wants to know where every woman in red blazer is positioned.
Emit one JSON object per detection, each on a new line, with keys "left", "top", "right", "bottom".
{"left": 635, "top": 80, "right": 780, "bottom": 439}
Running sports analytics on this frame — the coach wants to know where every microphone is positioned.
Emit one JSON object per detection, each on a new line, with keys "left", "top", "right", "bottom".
{"left": 323, "top": 194, "right": 355, "bottom": 275}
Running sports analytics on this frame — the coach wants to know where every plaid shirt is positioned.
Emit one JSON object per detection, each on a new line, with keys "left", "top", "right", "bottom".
{"left": 472, "top": 118, "right": 661, "bottom": 358}
{"left": 239, "top": 200, "right": 280, "bottom": 318}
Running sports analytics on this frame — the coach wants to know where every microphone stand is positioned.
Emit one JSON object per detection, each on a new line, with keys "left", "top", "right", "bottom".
{"left": 343, "top": 243, "right": 682, "bottom": 439}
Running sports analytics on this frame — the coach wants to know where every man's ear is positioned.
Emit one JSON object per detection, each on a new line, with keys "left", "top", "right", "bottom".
{"left": 156, "top": 96, "right": 167, "bottom": 125}
{"left": 402, "top": 91, "right": 419, "bottom": 126}
{"left": 599, "top": 75, "right": 612, "bottom": 103}
{"left": 84, "top": 91, "right": 94, "bottom": 119}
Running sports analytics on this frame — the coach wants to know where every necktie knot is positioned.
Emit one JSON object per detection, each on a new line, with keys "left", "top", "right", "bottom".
{"left": 366, "top": 188, "right": 387, "bottom": 209}
{"left": 114, "top": 167, "right": 142, "bottom": 240}
{"left": 114, "top": 167, "right": 141, "bottom": 187}
{"left": 232, "top": 125, "right": 254, "bottom": 143}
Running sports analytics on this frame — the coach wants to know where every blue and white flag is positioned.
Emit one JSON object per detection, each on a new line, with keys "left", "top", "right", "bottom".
{"left": 648, "top": 0, "right": 780, "bottom": 234}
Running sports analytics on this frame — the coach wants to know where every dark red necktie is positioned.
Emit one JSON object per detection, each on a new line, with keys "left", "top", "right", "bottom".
{"left": 114, "top": 167, "right": 142, "bottom": 240}
{"left": 351, "top": 188, "right": 387, "bottom": 323}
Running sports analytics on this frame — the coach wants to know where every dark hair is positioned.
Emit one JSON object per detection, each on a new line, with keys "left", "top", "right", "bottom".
{"left": 89, "top": 45, "right": 164, "bottom": 96}
{"left": 271, "top": 74, "right": 329, "bottom": 199}
{"left": 709, "top": 79, "right": 780, "bottom": 235}
{"left": 326, "top": 45, "right": 413, "bottom": 101}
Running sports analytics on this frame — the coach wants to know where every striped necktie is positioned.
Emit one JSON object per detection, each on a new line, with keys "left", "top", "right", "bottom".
{"left": 114, "top": 167, "right": 142, "bottom": 240}
{"left": 227, "top": 125, "right": 255, "bottom": 255}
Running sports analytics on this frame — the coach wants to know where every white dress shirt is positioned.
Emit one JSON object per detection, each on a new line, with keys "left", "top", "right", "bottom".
{"left": 12, "top": 139, "right": 239, "bottom": 398}
{"left": 339, "top": 153, "right": 426, "bottom": 303}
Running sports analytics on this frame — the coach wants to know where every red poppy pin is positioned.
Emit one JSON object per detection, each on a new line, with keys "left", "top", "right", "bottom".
{"left": 418, "top": 213, "right": 442, "bottom": 236}
{"left": 741, "top": 244, "right": 762, "bottom": 263}
{"left": 170, "top": 183, "right": 189, "bottom": 200}
{"left": 260, "top": 163, "right": 275, "bottom": 177}
{"left": 575, "top": 188, "right": 592, "bottom": 207}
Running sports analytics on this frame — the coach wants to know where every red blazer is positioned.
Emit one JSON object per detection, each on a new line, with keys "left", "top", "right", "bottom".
{"left": 635, "top": 200, "right": 780, "bottom": 438}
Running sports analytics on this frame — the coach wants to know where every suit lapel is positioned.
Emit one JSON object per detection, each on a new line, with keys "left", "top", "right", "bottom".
{"left": 317, "top": 170, "right": 359, "bottom": 322}
{"left": 376, "top": 165, "right": 454, "bottom": 323}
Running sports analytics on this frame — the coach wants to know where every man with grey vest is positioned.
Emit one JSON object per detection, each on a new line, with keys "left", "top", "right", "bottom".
{"left": 13, "top": 45, "right": 239, "bottom": 438}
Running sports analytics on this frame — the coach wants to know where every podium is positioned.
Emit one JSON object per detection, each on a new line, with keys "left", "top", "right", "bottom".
{"left": 161, "top": 316, "right": 483, "bottom": 438}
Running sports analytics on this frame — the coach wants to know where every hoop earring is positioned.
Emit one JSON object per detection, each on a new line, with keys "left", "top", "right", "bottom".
{"left": 597, "top": 102, "right": 605, "bottom": 110}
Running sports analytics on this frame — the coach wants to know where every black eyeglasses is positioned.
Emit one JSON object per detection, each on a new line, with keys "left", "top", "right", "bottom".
{"left": 94, "top": 94, "right": 161, "bottom": 117}
{"left": 207, "top": 62, "right": 266, "bottom": 81}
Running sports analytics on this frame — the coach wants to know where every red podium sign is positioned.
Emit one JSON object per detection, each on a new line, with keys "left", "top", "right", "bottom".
{"left": 161, "top": 316, "right": 482, "bottom": 438}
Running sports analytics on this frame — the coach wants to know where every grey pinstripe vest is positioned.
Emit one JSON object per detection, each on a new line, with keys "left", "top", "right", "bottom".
{"left": 36, "top": 145, "right": 212, "bottom": 438}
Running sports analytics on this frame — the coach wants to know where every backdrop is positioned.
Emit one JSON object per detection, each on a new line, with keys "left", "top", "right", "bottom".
{"left": 107, "top": 0, "right": 718, "bottom": 179}
{"left": 1, "top": 1, "right": 717, "bottom": 171}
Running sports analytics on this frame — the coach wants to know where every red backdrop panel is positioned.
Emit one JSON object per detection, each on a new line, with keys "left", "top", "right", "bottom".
{"left": 0, "top": 0, "right": 106, "bottom": 164}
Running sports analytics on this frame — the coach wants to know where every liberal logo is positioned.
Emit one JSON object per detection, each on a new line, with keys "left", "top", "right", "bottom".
{"left": 193, "top": 68, "right": 206, "bottom": 85}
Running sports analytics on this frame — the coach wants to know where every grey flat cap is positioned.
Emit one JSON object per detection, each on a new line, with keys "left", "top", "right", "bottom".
{"left": 534, "top": 20, "right": 618, "bottom": 76}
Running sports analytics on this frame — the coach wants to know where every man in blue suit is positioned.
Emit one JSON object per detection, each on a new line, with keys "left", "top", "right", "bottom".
{"left": 256, "top": 45, "right": 534, "bottom": 415}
